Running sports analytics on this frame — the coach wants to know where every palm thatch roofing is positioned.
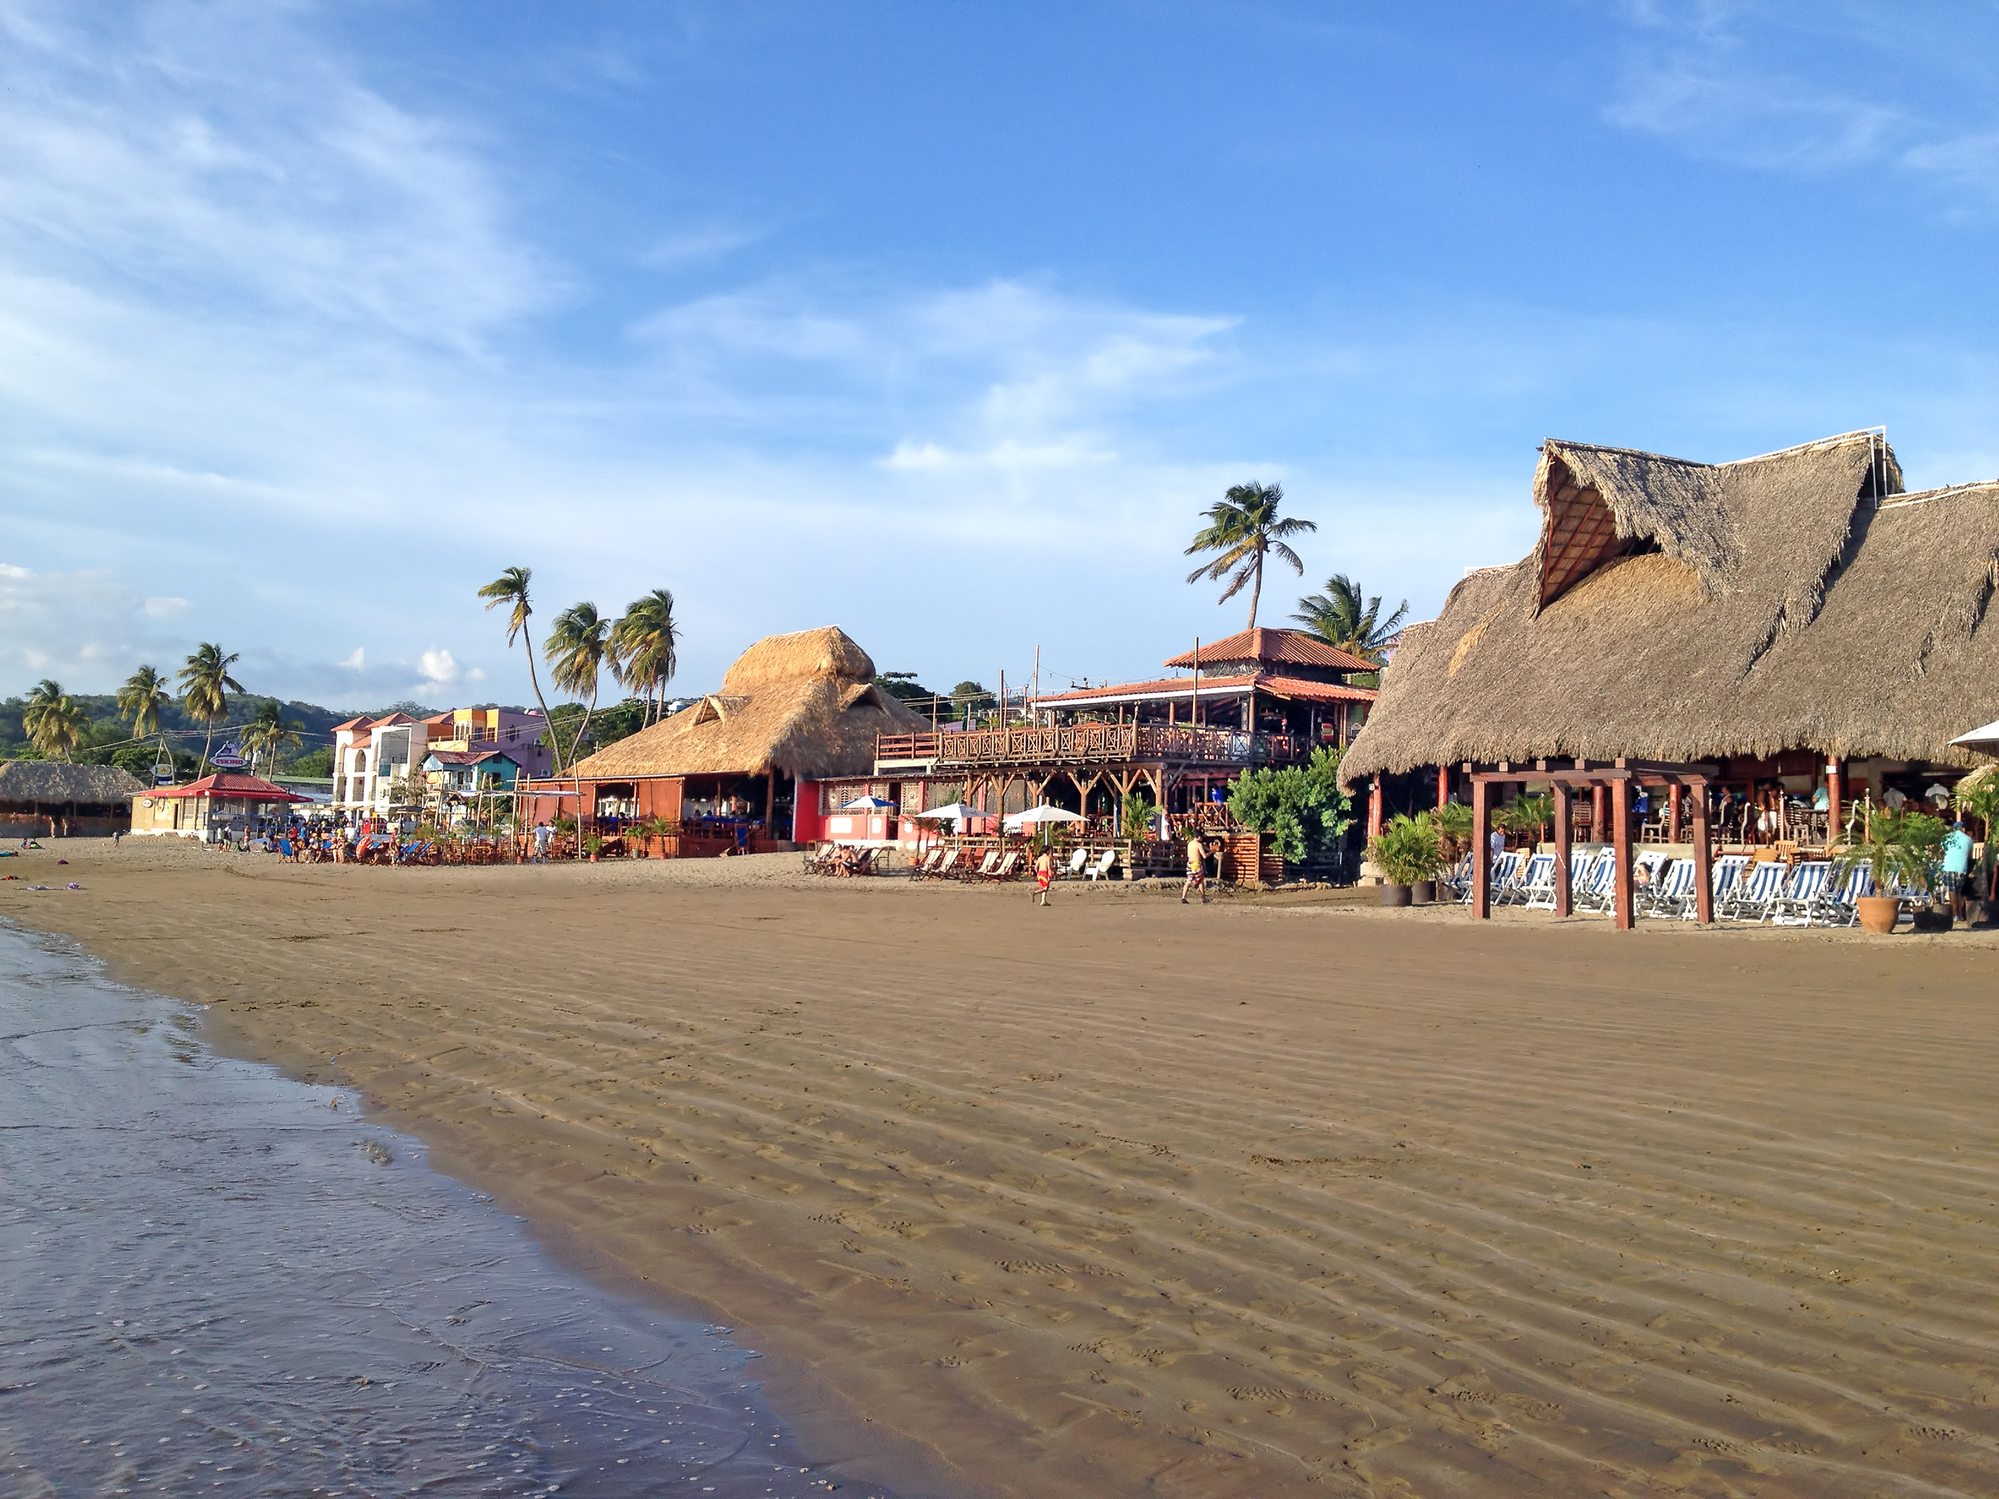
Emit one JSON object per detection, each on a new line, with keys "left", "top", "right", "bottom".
{"left": 560, "top": 626, "right": 929, "bottom": 781}
{"left": 1343, "top": 429, "right": 1999, "bottom": 783}
{"left": 0, "top": 761, "right": 148, "bottom": 805}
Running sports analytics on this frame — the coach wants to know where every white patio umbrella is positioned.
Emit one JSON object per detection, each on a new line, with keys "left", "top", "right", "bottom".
{"left": 837, "top": 796, "right": 897, "bottom": 811}
{"left": 1007, "top": 804, "right": 1085, "bottom": 827}
{"left": 1951, "top": 719, "right": 1999, "bottom": 752}
{"left": 909, "top": 802, "right": 990, "bottom": 822}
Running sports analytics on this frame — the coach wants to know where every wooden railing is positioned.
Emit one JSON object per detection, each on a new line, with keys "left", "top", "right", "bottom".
{"left": 874, "top": 725, "right": 1298, "bottom": 768}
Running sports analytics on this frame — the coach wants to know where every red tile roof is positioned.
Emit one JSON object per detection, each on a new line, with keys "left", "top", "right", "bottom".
{"left": 1037, "top": 673, "right": 1376, "bottom": 706}
{"left": 148, "top": 772, "right": 311, "bottom": 802}
{"left": 1161, "top": 627, "right": 1376, "bottom": 674}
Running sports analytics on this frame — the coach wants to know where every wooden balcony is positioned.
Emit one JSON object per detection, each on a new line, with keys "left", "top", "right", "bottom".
{"left": 874, "top": 724, "right": 1299, "bottom": 771}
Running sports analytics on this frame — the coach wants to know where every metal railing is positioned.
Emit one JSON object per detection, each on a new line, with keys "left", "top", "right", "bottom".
{"left": 875, "top": 725, "right": 1298, "bottom": 768}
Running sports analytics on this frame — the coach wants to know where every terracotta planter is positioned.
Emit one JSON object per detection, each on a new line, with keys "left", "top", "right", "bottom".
{"left": 1855, "top": 894, "right": 1899, "bottom": 934}
{"left": 1410, "top": 879, "right": 1436, "bottom": 906}
{"left": 587, "top": 853, "right": 600, "bottom": 863}
{"left": 1380, "top": 883, "right": 1412, "bottom": 907}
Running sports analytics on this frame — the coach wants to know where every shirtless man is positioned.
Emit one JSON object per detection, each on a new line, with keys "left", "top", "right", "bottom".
{"left": 1181, "top": 833, "right": 1211, "bottom": 905}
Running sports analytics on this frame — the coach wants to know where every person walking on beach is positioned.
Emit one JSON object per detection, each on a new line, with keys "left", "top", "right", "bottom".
{"left": 1033, "top": 845, "right": 1055, "bottom": 906}
{"left": 1941, "top": 819, "right": 1974, "bottom": 921}
{"left": 1181, "top": 832, "right": 1210, "bottom": 905}
{"left": 532, "top": 820, "right": 553, "bottom": 864}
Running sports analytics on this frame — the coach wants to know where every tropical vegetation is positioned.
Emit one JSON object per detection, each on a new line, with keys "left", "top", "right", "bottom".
{"left": 117, "top": 665, "right": 171, "bottom": 741}
{"left": 1954, "top": 766, "right": 1999, "bottom": 901}
{"left": 1290, "top": 574, "right": 1408, "bottom": 665}
{"left": 177, "top": 642, "right": 243, "bottom": 772}
{"left": 1226, "top": 745, "right": 1352, "bottom": 864}
{"left": 477, "top": 566, "right": 555, "bottom": 731}
{"left": 1184, "top": 481, "right": 1317, "bottom": 630}
{"left": 1368, "top": 811, "right": 1447, "bottom": 887}
{"left": 22, "top": 680, "right": 87, "bottom": 761}
{"left": 612, "top": 588, "right": 682, "bottom": 725}
{"left": 544, "top": 601, "right": 613, "bottom": 766}
{"left": 240, "top": 698, "right": 305, "bottom": 776}
{"left": 1836, "top": 808, "right": 1949, "bottom": 897}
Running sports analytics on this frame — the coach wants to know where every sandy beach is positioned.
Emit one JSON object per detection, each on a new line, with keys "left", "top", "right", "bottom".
{"left": 7, "top": 839, "right": 1999, "bottom": 1497}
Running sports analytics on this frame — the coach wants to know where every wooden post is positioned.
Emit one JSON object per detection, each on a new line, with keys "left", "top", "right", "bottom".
{"left": 1552, "top": 781, "right": 1572, "bottom": 918}
{"left": 1667, "top": 781, "right": 1682, "bottom": 844}
{"left": 1692, "top": 781, "right": 1714, "bottom": 925}
{"left": 1611, "top": 778, "right": 1634, "bottom": 930}
{"left": 1437, "top": 764, "right": 1449, "bottom": 808}
{"left": 1826, "top": 756, "right": 1842, "bottom": 847}
{"left": 1472, "top": 777, "right": 1492, "bottom": 920}
{"left": 1591, "top": 783, "right": 1607, "bottom": 843}
{"left": 1368, "top": 774, "right": 1385, "bottom": 843}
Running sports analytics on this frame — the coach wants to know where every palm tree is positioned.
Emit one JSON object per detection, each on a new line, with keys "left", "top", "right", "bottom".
{"left": 1183, "top": 481, "right": 1317, "bottom": 630}
{"left": 545, "top": 602, "right": 612, "bottom": 766}
{"left": 177, "top": 643, "right": 243, "bottom": 773}
{"left": 477, "top": 566, "right": 555, "bottom": 745}
{"left": 117, "top": 665, "right": 171, "bottom": 740}
{"left": 241, "top": 698, "right": 304, "bottom": 776}
{"left": 1290, "top": 574, "right": 1409, "bottom": 664}
{"left": 22, "top": 679, "right": 87, "bottom": 761}
{"left": 611, "top": 589, "right": 681, "bottom": 725}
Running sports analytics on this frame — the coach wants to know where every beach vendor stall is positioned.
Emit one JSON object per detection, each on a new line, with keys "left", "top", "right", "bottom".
{"left": 129, "top": 772, "right": 311, "bottom": 842}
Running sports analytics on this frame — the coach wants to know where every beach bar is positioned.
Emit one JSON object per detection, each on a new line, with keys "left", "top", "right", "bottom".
{"left": 1342, "top": 429, "right": 1999, "bottom": 925}
{"left": 0, "top": 762, "right": 147, "bottom": 838}
{"left": 129, "top": 771, "right": 312, "bottom": 841}
{"left": 519, "top": 626, "right": 929, "bottom": 855}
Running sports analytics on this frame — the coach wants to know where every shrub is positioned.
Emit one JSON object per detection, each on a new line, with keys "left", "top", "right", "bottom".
{"left": 1369, "top": 812, "right": 1445, "bottom": 886}
{"left": 1226, "top": 746, "right": 1353, "bottom": 863}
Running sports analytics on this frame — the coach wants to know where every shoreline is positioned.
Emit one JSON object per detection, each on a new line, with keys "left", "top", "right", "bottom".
{"left": 9, "top": 839, "right": 1999, "bottom": 1497}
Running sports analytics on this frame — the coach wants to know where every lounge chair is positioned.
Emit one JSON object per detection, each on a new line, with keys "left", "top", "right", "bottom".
{"left": 1569, "top": 851, "right": 1618, "bottom": 913}
{"left": 981, "top": 850, "right": 1022, "bottom": 882}
{"left": 1718, "top": 860, "right": 1787, "bottom": 921}
{"left": 1642, "top": 858, "right": 1698, "bottom": 918}
{"left": 1767, "top": 861, "right": 1832, "bottom": 925}
{"left": 1440, "top": 852, "right": 1473, "bottom": 900}
{"left": 1681, "top": 854, "right": 1749, "bottom": 920}
{"left": 910, "top": 847, "right": 946, "bottom": 881}
{"left": 1810, "top": 864, "right": 1871, "bottom": 926}
{"left": 968, "top": 849, "right": 1001, "bottom": 880}
{"left": 1514, "top": 853, "right": 1557, "bottom": 908}
{"left": 933, "top": 848, "right": 961, "bottom": 880}
{"left": 1085, "top": 848, "right": 1118, "bottom": 881}
{"left": 1463, "top": 850, "right": 1522, "bottom": 905}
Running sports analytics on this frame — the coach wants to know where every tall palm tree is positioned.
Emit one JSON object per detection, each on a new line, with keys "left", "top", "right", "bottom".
{"left": 1290, "top": 574, "right": 1409, "bottom": 664}
{"left": 177, "top": 643, "right": 243, "bottom": 773}
{"left": 545, "top": 601, "right": 612, "bottom": 766}
{"left": 477, "top": 566, "right": 555, "bottom": 746}
{"left": 22, "top": 679, "right": 86, "bottom": 761}
{"left": 241, "top": 698, "right": 304, "bottom": 777}
{"left": 611, "top": 589, "right": 680, "bottom": 725}
{"left": 117, "top": 664, "right": 171, "bottom": 740}
{"left": 1183, "top": 481, "right": 1317, "bottom": 630}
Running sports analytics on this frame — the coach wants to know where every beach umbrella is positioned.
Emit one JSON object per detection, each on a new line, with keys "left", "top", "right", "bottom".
{"left": 1007, "top": 804, "right": 1084, "bottom": 825}
{"left": 909, "top": 802, "right": 990, "bottom": 821}
{"left": 1951, "top": 718, "right": 1999, "bottom": 752}
{"left": 837, "top": 796, "right": 896, "bottom": 811}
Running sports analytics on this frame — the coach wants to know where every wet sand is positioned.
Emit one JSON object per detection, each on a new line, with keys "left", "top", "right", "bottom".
{"left": 8, "top": 839, "right": 1999, "bottom": 1497}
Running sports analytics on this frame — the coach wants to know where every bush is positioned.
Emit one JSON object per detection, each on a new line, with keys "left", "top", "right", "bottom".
{"left": 1226, "top": 746, "right": 1353, "bottom": 864}
{"left": 1837, "top": 808, "right": 1948, "bottom": 895}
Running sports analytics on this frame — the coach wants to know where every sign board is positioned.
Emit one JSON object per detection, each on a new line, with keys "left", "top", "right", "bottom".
{"left": 210, "top": 741, "right": 247, "bottom": 770}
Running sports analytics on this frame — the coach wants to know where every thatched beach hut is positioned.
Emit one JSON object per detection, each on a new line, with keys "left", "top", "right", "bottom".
{"left": 0, "top": 761, "right": 147, "bottom": 838}
{"left": 524, "top": 626, "right": 929, "bottom": 853}
{"left": 1342, "top": 429, "right": 1999, "bottom": 922}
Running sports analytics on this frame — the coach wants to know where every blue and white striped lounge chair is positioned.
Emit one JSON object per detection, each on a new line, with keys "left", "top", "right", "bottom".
{"left": 1514, "top": 853, "right": 1557, "bottom": 908}
{"left": 1718, "top": 860, "right": 1787, "bottom": 921}
{"left": 1462, "top": 850, "right": 1522, "bottom": 905}
{"left": 1441, "top": 852, "right": 1474, "bottom": 900}
{"left": 1810, "top": 864, "right": 1872, "bottom": 926}
{"left": 1682, "top": 854, "right": 1750, "bottom": 920}
{"left": 1573, "top": 851, "right": 1620, "bottom": 914}
{"left": 1643, "top": 857, "right": 1698, "bottom": 918}
{"left": 1767, "top": 861, "right": 1832, "bottom": 925}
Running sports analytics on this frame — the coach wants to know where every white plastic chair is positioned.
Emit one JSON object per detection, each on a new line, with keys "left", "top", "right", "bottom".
{"left": 1085, "top": 848, "right": 1118, "bottom": 881}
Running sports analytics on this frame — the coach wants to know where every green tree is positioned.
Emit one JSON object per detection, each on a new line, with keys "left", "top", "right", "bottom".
{"left": 1290, "top": 574, "right": 1409, "bottom": 665}
{"left": 477, "top": 566, "right": 555, "bottom": 735}
{"left": 241, "top": 698, "right": 304, "bottom": 776}
{"left": 1184, "top": 481, "right": 1317, "bottom": 630}
{"left": 545, "top": 601, "right": 612, "bottom": 767}
{"left": 1225, "top": 746, "right": 1353, "bottom": 863}
{"left": 873, "top": 671, "right": 933, "bottom": 704}
{"left": 611, "top": 588, "right": 680, "bottom": 725}
{"left": 951, "top": 681, "right": 991, "bottom": 721}
{"left": 177, "top": 643, "right": 243, "bottom": 772}
{"left": 117, "top": 665, "right": 171, "bottom": 740}
{"left": 23, "top": 680, "right": 87, "bottom": 761}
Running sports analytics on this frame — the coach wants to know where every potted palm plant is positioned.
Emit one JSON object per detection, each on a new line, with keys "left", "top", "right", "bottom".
{"left": 1370, "top": 813, "right": 1445, "bottom": 906}
{"left": 1954, "top": 767, "right": 1999, "bottom": 926}
{"left": 1838, "top": 808, "right": 1947, "bottom": 934}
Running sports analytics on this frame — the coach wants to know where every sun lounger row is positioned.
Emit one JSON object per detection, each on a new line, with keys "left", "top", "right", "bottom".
{"left": 1455, "top": 848, "right": 1870, "bottom": 925}
{"left": 908, "top": 846, "right": 1121, "bottom": 883}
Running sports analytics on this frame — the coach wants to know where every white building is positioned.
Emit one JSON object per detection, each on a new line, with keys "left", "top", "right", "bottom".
{"left": 330, "top": 708, "right": 553, "bottom": 819}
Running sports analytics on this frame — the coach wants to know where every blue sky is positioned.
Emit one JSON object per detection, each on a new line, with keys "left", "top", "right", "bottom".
{"left": 7, "top": 0, "right": 1999, "bottom": 707}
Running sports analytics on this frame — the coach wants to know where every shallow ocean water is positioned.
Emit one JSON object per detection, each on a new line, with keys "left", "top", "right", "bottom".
{"left": 0, "top": 921, "right": 899, "bottom": 1498}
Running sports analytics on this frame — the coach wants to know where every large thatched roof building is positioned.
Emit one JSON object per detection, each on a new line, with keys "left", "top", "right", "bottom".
{"left": 526, "top": 626, "right": 928, "bottom": 850}
{"left": 1347, "top": 429, "right": 1999, "bottom": 784}
{"left": 0, "top": 761, "right": 147, "bottom": 837}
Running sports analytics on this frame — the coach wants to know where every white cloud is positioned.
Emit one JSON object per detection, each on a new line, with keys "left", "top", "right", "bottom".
{"left": 341, "top": 647, "right": 365, "bottom": 670}
{"left": 142, "top": 596, "right": 188, "bottom": 618}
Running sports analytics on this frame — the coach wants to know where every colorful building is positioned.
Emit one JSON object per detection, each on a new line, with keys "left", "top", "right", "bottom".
{"left": 129, "top": 772, "right": 311, "bottom": 840}
{"left": 332, "top": 707, "right": 553, "bottom": 818}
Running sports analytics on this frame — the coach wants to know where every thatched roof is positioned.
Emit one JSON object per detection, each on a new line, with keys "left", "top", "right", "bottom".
{"left": 1343, "top": 429, "right": 1999, "bottom": 782}
{"left": 561, "top": 626, "right": 929, "bottom": 781}
{"left": 0, "top": 761, "right": 147, "bottom": 804}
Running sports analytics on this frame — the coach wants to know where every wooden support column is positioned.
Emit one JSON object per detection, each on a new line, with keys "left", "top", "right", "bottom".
{"left": 1667, "top": 782, "right": 1682, "bottom": 844}
{"left": 1692, "top": 782, "right": 1714, "bottom": 926}
{"left": 1826, "top": 756, "right": 1842, "bottom": 846}
{"left": 1591, "top": 783, "right": 1607, "bottom": 843}
{"left": 1471, "top": 777, "right": 1492, "bottom": 920}
{"left": 1552, "top": 781, "right": 1573, "bottom": 918}
{"left": 1437, "top": 764, "right": 1449, "bottom": 807}
{"left": 1611, "top": 778, "right": 1634, "bottom": 930}
{"left": 1368, "top": 774, "right": 1385, "bottom": 843}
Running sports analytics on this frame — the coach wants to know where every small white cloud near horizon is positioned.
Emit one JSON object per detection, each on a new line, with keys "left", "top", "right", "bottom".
{"left": 341, "top": 647, "right": 366, "bottom": 670}
{"left": 142, "top": 596, "right": 189, "bottom": 618}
